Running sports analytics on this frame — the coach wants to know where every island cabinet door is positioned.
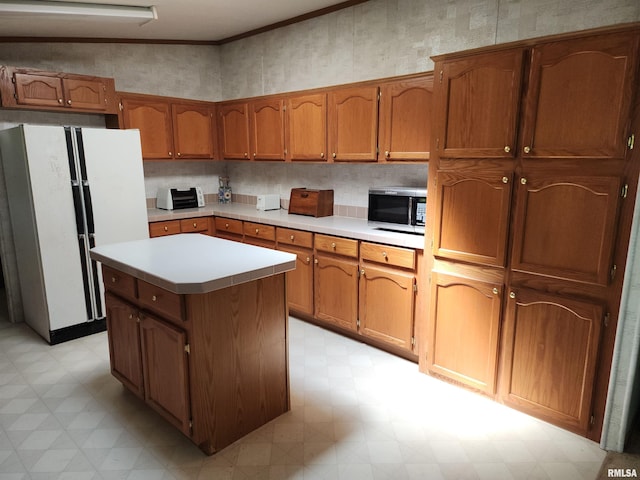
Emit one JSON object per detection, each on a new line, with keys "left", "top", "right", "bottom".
{"left": 358, "top": 264, "right": 415, "bottom": 352}
{"left": 499, "top": 288, "right": 603, "bottom": 435}
{"left": 314, "top": 253, "right": 359, "bottom": 332}
{"left": 427, "top": 272, "right": 503, "bottom": 395}
{"left": 105, "top": 293, "right": 144, "bottom": 399}
{"left": 139, "top": 312, "right": 191, "bottom": 436}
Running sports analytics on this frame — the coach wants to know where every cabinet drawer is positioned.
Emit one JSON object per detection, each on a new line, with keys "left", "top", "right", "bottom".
{"left": 277, "top": 228, "right": 313, "bottom": 248}
{"left": 360, "top": 242, "right": 416, "bottom": 270}
{"left": 315, "top": 234, "right": 358, "bottom": 258}
{"left": 149, "top": 220, "right": 181, "bottom": 237}
{"left": 244, "top": 222, "right": 276, "bottom": 241}
{"left": 180, "top": 217, "right": 209, "bottom": 234}
{"left": 138, "top": 280, "right": 184, "bottom": 324}
{"left": 102, "top": 265, "right": 137, "bottom": 300}
{"left": 214, "top": 217, "right": 243, "bottom": 236}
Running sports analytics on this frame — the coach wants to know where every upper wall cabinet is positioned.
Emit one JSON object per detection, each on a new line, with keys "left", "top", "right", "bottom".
{"left": 286, "top": 93, "right": 328, "bottom": 162}
{"left": 328, "top": 86, "right": 379, "bottom": 162}
{"left": 219, "top": 101, "right": 251, "bottom": 160}
{"left": 0, "top": 66, "right": 118, "bottom": 114}
{"left": 434, "top": 50, "right": 524, "bottom": 159}
{"left": 120, "top": 93, "right": 216, "bottom": 160}
{"left": 378, "top": 76, "right": 433, "bottom": 162}
{"left": 519, "top": 32, "right": 639, "bottom": 160}
{"left": 249, "top": 98, "right": 286, "bottom": 161}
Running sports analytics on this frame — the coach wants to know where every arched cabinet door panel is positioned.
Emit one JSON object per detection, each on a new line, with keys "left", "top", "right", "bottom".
{"left": 219, "top": 102, "right": 250, "bottom": 160}
{"left": 520, "top": 31, "right": 639, "bottom": 159}
{"left": 510, "top": 173, "right": 622, "bottom": 285}
{"left": 434, "top": 49, "right": 524, "bottom": 158}
{"left": 433, "top": 168, "right": 513, "bottom": 267}
{"left": 427, "top": 271, "right": 502, "bottom": 395}
{"left": 499, "top": 288, "right": 603, "bottom": 435}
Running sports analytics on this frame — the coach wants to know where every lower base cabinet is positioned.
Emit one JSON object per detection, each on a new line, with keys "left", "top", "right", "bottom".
{"left": 314, "top": 252, "right": 359, "bottom": 331}
{"left": 499, "top": 288, "right": 603, "bottom": 435}
{"left": 427, "top": 271, "right": 502, "bottom": 395}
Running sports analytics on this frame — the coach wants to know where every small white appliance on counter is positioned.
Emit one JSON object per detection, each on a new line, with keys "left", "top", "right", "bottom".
{"left": 157, "top": 186, "right": 205, "bottom": 210}
{"left": 256, "top": 194, "right": 280, "bottom": 211}
{"left": 0, "top": 125, "right": 149, "bottom": 344}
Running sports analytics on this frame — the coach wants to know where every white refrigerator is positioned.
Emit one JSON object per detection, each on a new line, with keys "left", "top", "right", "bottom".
{"left": 0, "top": 124, "right": 149, "bottom": 344}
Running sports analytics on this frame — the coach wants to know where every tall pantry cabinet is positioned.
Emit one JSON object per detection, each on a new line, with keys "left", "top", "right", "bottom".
{"left": 423, "top": 26, "right": 640, "bottom": 441}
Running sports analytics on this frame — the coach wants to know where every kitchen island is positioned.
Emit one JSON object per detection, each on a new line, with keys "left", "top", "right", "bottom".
{"left": 90, "top": 234, "right": 296, "bottom": 455}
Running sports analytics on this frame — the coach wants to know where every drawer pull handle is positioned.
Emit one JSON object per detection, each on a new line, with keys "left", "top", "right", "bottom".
{"left": 290, "top": 235, "right": 295, "bottom": 241}
{"left": 382, "top": 251, "right": 387, "bottom": 258}
{"left": 256, "top": 228, "right": 259, "bottom": 234}
{"left": 111, "top": 277, "right": 116, "bottom": 283}
{"left": 225, "top": 223, "right": 229, "bottom": 228}
{"left": 193, "top": 222, "right": 197, "bottom": 228}
{"left": 331, "top": 242, "right": 336, "bottom": 249}
{"left": 151, "top": 295, "right": 157, "bottom": 302}
{"left": 128, "top": 314, "right": 133, "bottom": 319}
{"left": 164, "top": 226, "right": 168, "bottom": 232}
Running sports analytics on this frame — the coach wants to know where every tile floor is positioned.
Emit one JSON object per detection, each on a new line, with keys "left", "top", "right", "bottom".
{"left": 0, "top": 309, "right": 607, "bottom": 479}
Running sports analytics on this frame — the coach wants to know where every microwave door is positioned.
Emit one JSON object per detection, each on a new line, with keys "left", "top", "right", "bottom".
{"left": 369, "top": 195, "right": 411, "bottom": 225}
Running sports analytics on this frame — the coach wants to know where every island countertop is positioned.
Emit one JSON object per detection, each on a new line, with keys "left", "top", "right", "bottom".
{"left": 90, "top": 233, "right": 296, "bottom": 295}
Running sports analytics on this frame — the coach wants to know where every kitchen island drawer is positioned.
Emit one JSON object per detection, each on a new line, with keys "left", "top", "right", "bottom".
{"left": 360, "top": 242, "right": 416, "bottom": 270}
{"left": 277, "top": 228, "right": 313, "bottom": 248}
{"left": 315, "top": 234, "right": 358, "bottom": 258}
{"left": 244, "top": 222, "right": 276, "bottom": 241}
{"left": 102, "top": 265, "right": 137, "bottom": 300}
{"left": 214, "top": 217, "right": 243, "bottom": 236}
{"left": 138, "top": 280, "right": 185, "bottom": 324}
{"left": 149, "top": 220, "right": 181, "bottom": 237}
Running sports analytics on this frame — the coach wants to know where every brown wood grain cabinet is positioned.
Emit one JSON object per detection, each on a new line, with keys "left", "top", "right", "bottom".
{"left": 149, "top": 217, "right": 212, "bottom": 237}
{"left": 328, "top": 86, "right": 379, "bottom": 162}
{"left": 0, "top": 66, "right": 118, "bottom": 114}
{"left": 277, "top": 228, "right": 314, "bottom": 316}
{"left": 378, "top": 75, "right": 433, "bottom": 162}
{"left": 120, "top": 93, "right": 216, "bottom": 160}
{"left": 425, "top": 26, "right": 640, "bottom": 441}
{"left": 286, "top": 93, "right": 328, "bottom": 161}
{"left": 500, "top": 288, "right": 603, "bottom": 435}
{"left": 213, "top": 217, "right": 244, "bottom": 242}
{"left": 432, "top": 166, "right": 513, "bottom": 267}
{"left": 219, "top": 101, "right": 251, "bottom": 160}
{"left": 433, "top": 49, "right": 524, "bottom": 159}
{"left": 427, "top": 271, "right": 502, "bottom": 395}
{"left": 249, "top": 98, "right": 286, "bottom": 161}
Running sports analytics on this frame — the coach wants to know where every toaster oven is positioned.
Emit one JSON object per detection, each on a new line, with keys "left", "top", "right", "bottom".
{"left": 156, "top": 187, "right": 205, "bottom": 210}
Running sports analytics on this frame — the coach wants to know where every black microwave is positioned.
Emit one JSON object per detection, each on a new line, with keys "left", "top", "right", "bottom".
{"left": 368, "top": 187, "right": 427, "bottom": 234}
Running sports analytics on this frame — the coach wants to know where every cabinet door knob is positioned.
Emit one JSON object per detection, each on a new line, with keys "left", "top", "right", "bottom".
{"left": 360, "top": 269, "right": 365, "bottom": 276}
{"left": 320, "top": 152, "right": 324, "bottom": 158}
{"left": 332, "top": 152, "right": 336, "bottom": 159}
{"left": 164, "top": 226, "right": 168, "bottom": 231}
{"left": 502, "top": 176, "right": 509, "bottom": 184}
{"left": 151, "top": 295, "right": 157, "bottom": 302}
{"left": 111, "top": 277, "right": 116, "bottom": 283}
{"left": 67, "top": 99, "right": 72, "bottom": 105}
{"left": 58, "top": 98, "right": 63, "bottom": 104}
{"left": 244, "top": 152, "right": 248, "bottom": 157}
{"left": 520, "top": 178, "right": 527, "bottom": 185}
{"left": 306, "top": 256, "right": 310, "bottom": 263}
{"left": 168, "top": 151, "right": 172, "bottom": 156}
{"left": 385, "top": 150, "right": 390, "bottom": 158}
{"left": 492, "top": 287, "right": 499, "bottom": 295}
{"left": 314, "top": 258, "right": 318, "bottom": 264}
{"left": 523, "top": 146, "right": 531, "bottom": 154}
{"left": 253, "top": 152, "right": 256, "bottom": 157}
{"left": 504, "top": 146, "right": 511, "bottom": 153}
{"left": 509, "top": 292, "right": 516, "bottom": 299}
{"left": 128, "top": 314, "right": 133, "bottom": 319}
{"left": 177, "top": 152, "right": 181, "bottom": 157}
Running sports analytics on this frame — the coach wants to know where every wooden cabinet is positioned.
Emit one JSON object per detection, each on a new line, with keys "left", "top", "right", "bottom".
{"left": 500, "top": 288, "right": 603, "bottom": 435}
{"left": 434, "top": 49, "right": 524, "bottom": 158}
{"left": 510, "top": 172, "right": 622, "bottom": 285}
{"left": 277, "top": 228, "right": 314, "bottom": 316}
{"left": 249, "top": 98, "right": 286, "bottom": 160}
{"left": 120, "top": 93, "right": 216, "bottom": 160}
{"left": 314, "top": 252, "right": 359, "bottom": 332}
{"left": 140, "top": 311, "right": 191, "bottom": 435}
{"left": 105, "top": 292, "right": 144, "bottom": 398}
{"left": 328, "top": 86, "right": 378, "bottom": 162}
{"left": 219, "top": 101, "right": 250, "bottom": 160}
{"left": 172, "top": 103, "right": 215, "bottom": 159}
{"left": 243, "top": 222, "right": 276, "bottom": 248}
{"left": 214, "top": 217, "right": 243, "bottom": 242}
{"left": 432, "top": 167, "right": 513, "bottom": 267}
{"left": 149, "top": 217, "right": 212, "bottom": 238}
{"left": 519, "top": 31, "right": 639, "bottom": 160}
{"left": 426, "top": 26, "right": 640, "bottom": 440}
{"left": 378, "top": 75, "right": 433, "bottom": 162}
{"left": 0, "top": 66, "right": 117, "bottom": 114}
{"left": 286, "top": 93, "right": 327, "bottom": 161}
{"left": 359, "top": 249, "right": 416, "bottom": 351}
{"left": 427, "top": 271, "right": 502, "bottom": 395}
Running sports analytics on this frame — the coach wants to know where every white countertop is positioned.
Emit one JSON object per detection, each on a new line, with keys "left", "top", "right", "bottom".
{"left": 147, "top": 203, "right": 426, "bottom": 250}
{"left": 90, "top": 234, "right": 297, "bottom": 295}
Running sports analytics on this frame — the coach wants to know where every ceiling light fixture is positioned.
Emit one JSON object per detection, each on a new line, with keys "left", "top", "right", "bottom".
{"left": 0, "top": 0, "right": 157, "bottom": 26}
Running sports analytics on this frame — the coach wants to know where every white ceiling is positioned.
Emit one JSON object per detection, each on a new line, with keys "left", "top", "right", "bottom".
{"left": 0, "top": 0, "right": 357, "bottom": 43}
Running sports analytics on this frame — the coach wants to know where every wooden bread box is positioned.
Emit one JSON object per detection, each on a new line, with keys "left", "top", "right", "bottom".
{"left": 288, "top": 188, "right": 333, "bottom": 217}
